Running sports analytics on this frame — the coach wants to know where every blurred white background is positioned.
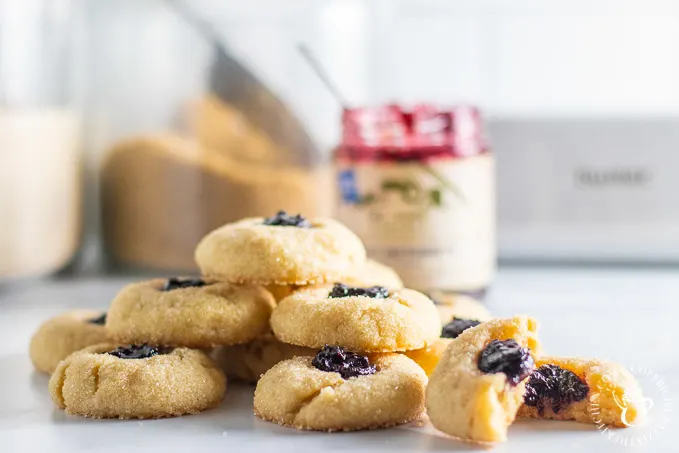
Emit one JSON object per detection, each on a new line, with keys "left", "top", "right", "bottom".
{"left": 143, "top": 0, "right": 679, "bottom": 116}
{"left": 84, "top": 0, "right": 679, "bottom": 265}
{"left": 4, "top": 0, "right": 679, "bottom": 278}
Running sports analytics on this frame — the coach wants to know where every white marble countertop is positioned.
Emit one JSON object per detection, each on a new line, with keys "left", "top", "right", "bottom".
{"left": 1, "top": 267, "right": 678, "bottom": 452}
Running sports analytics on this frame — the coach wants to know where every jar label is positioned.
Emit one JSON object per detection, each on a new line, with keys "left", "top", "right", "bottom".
{"left": 336, "top": 153, "right": 495, "bottom": 291}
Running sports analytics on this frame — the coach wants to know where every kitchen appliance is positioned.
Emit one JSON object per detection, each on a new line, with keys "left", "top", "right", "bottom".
{"left": 492, "top": 118, "right": 679, "bottom": 263}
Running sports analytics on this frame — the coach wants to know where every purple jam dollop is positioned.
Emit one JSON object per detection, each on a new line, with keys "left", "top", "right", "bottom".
{"left": 477, "top": 339, "right": 535, "bottom": 386}
{"left": 311, "top": 345, "right": 376, "bottom": 379}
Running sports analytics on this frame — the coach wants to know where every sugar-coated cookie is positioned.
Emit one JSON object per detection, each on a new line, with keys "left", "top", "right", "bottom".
{"left": 29, "top": 310, "right": 110, "bottom": 374}
{"left": 405, "top": 317, "right": 493, "bottom": 376}
{"left": 195, "top": 211, "right": 367, "bottom": 285}
{"left": 212, "top": 334, "right": 315, "bottom": 383}
{"left": 406, "top": 295, "right": 493, "bottom": 376}
{"left": 106, "top": 278, "right": 275, "bottom": 347}
{"left": 270, "top": 283, "right": 440, "bottom": 352}
{"left": 426, "top": 316, "right": 541, "bottom": 443}
{"left": 344, "top": 259, "right": 403, "bottom": 289}
{"left": 253, "top": 347, "right": 427, "bottom": 431}
{"left": 518, "top": 356, "right": 646, "bottom": 427}
{"left": 266, "top": 259, "right": 403, "bottom": 302}
{"left": 406, "top": 319, "right": 485, "bottom": 376}
{"left": 431, "top": 293, "right": 492, "bottom": 326}
{"left": 49, "top": 343, "right": 225, "bottom": 419}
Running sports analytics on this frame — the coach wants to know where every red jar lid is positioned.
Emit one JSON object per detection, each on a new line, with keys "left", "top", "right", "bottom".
{"left": 339, "top": 104, "right": 487, "bottom": 161}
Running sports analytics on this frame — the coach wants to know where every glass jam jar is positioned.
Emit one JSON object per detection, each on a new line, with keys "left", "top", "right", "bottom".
{"left": 335, "top": 104, "right": 495, "bottom": 297}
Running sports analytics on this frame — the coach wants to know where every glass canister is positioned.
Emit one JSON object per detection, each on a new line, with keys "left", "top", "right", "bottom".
{"left": 88, "top": 0, "right": 345, "bottom": 272}
{"left": 335, "top": 104, "right": 495, "bottom": 296}
{"left": 0, "top": 0, "right": 82, "bottom": 280}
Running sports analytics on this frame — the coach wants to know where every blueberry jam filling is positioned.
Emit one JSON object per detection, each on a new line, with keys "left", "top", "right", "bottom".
{"left": 524, "top": 364, "right": 589, "bottom": 414}
{"left": 328, "top": 283, "right": 389, "bottom": 299}
{"left": 441, "top": 318, "right": 481, "bottom": 339}
{"left": 263, "top": 210, "right": 311, "bottom": 228}
{"left": 477, "top": 339, "right": 535, "bottom": 386}
{"left": 311, "top": 345, "right": 377, "bottom": 379}
{"left": 88, "top": 313, "right": 107, "bottom": 325}
{"left": 162, "top": 277, "right": 206, "bottom": 291}
{"left": 107, "top": 344, "right": 169, "bottom": 360}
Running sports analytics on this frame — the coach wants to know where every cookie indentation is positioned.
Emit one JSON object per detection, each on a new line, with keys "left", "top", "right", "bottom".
{"left": 263, "top": 210, "right": 311, "bottom": 228}
{"left": 311, "top": 345, "right": 376, "bottom": 379}
{"left": 328, "top": 283, "right": 389, "bottom": 299}
{"left": 92, "top": 364, "right": 101, "bottom": 392}
{"left": 524, "top": 364, "right": 589, "bottom": 414}
{"left": 477, "top": 339, "right": 534, "bottom": 386}
{"left": 53, "top": 363, "right": 70, "bottom": 407}
{"left": 87, "top": 313, "right": 107, "bottom": 325}
{"left": 441, "top": 318, "right": 481, "bottom": 339}
{"left": 107, "top": 344, "right": 167, "bottom": 360}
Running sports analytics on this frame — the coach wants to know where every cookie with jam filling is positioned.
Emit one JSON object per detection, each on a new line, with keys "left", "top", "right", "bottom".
{"left": 253, "top": 347, "right": 426, "bottom": 431}
{"left": 106, "top": 278, "right": 275, "bottom": 347}
{"left": 519, "top": 356, "right": 647, "bottom": 428}
{"left": 426, "top": 316, "right": 541, "bottom": 443}
{"left": 406, "top": 303, "right": 492, "bottom": 377}
{"left": 430, "top": 292, "right": 492, "bottom": 326}
{"left": 49, "top": 343, "right": 225, "bottom": 419}
{"left": 270, "top": 284, "right": 440, "bottom": 352}
{"left": 195, "top": 212, "right": 367, "bottom": 286}
{"left": 29, "top": 310, "right": 111, "bottom": 374}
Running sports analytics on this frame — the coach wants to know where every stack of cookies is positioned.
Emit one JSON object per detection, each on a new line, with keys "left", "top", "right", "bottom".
{"left": 193, "top": 210, "right": 445, "bottom": 431}
{"left": 33, "top": 273, "right": 273, "bottom": 418}
{"left": 28, "top": 210, "right": 648, "bottom": 445}
{"left": 28, "top": 211, "right": 445, "bottom": 422}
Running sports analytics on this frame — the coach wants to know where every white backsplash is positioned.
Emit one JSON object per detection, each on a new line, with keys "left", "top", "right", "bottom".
{"left": 80, "top": 0, "right": 679, "bottom": 265}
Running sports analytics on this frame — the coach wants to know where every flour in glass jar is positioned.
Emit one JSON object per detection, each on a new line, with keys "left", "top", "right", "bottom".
{"left": 0, "top": 109, "right": 81, "bottom": 279}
